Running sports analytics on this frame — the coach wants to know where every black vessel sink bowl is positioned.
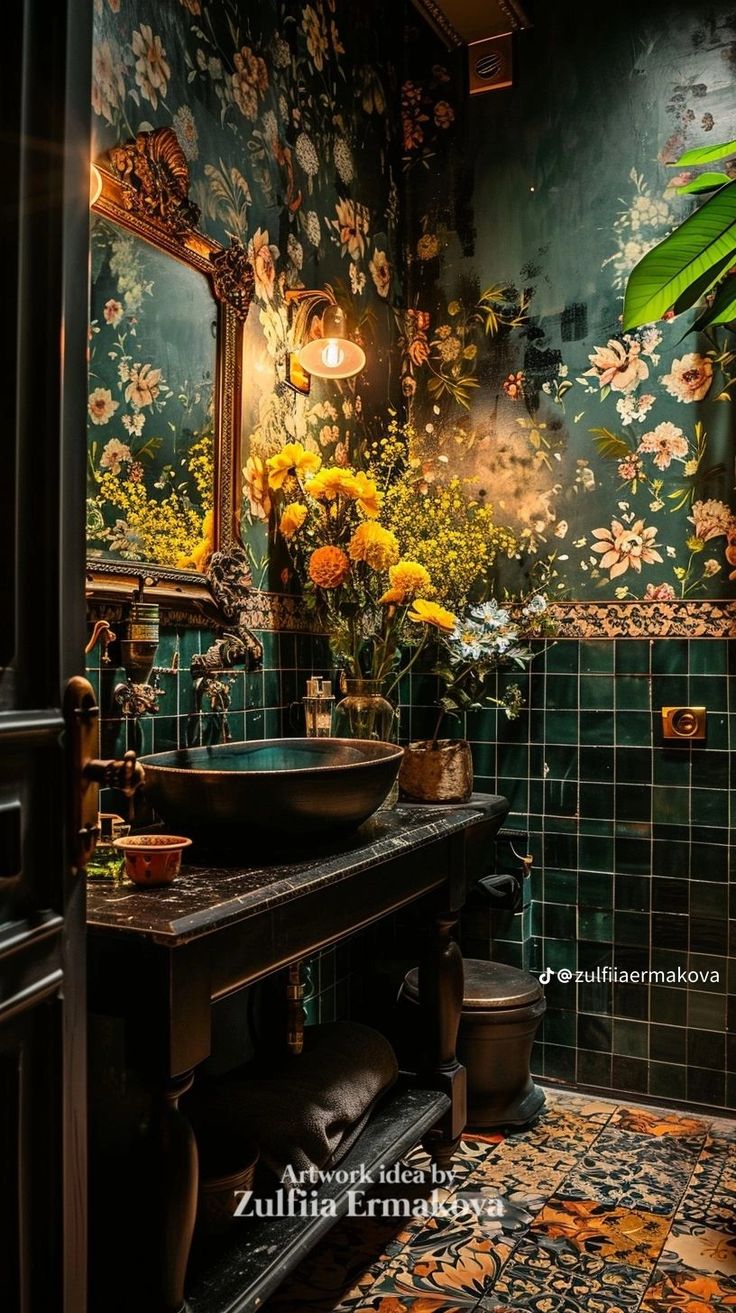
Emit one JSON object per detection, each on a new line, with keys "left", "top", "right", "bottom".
{"left": 140, "top": 738, "right": 404, "bottom": 847}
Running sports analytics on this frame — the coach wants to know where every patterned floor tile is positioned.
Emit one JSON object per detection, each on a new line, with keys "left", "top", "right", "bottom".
{"left": 660, "top": 1219, "right": 736, "bottom": 1279}
{"left": 609, "top": 1105, "right": 710, "bottom": 1142}
{"left": 640, "top": 1266, "right": 736, "bottom": 1310}
{"left": 556, "top": 1126, "right": 697, "bottom": 1214}
{"left": 491, "top": 1247, "right": 646, "bottom": 1311}
{"left": 263, "top": 1093, "right": 736, "bottom": 1313}
{"left": 350, "top": 1297, "right": 480, "bottom": 1313}
{"left": 542, "top": 1089, "right": 619, "bottom": 1124}
{"left": 526, "top": 1197, "right": 671, "bottom": 1268}
{"left": 368, "top": 1210, "right": 514, "bottom": 1306}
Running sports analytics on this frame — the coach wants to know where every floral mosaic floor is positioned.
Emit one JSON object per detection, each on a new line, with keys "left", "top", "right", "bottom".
{"left": 264, "top": 1088, "right": 736, "bottom": 1313}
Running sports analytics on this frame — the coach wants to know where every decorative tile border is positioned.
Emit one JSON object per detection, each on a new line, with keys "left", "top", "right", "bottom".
{"left": 543, "top": 600, "right": 736, "bottom": 640}
{"left": 89, "top": 592, "right": 736, "bottom": 638}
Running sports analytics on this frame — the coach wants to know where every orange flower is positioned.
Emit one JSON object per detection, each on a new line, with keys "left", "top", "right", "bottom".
{"left": 308, "top": 545, "right": 349, "bottom": 589}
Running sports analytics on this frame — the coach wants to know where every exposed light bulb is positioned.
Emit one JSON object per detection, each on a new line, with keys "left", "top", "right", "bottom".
{"left": 321, "top": 340, "right": 344, "bottom": 370}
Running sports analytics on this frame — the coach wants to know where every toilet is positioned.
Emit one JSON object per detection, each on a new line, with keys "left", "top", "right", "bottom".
{"left": 401, "top": 958, "right": 546, "bottom": 1130}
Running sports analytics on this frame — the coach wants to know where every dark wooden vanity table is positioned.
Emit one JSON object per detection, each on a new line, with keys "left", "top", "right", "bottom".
{"left": 86, "top": 794, "right": 508, "bottom": 1313}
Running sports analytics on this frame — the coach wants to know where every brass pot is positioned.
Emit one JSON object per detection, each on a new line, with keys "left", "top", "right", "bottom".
{"left": 399, "top": 739, "right": 474, "bottom": 804}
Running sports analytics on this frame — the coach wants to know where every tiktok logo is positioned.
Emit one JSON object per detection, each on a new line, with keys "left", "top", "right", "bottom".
{"left": 538, "top": 967, "right": 554, "bottom": 986}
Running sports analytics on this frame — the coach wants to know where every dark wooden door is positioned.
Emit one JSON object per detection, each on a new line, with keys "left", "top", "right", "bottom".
{"left": 0, "top": 1, "right": 92, "bottom": 1309}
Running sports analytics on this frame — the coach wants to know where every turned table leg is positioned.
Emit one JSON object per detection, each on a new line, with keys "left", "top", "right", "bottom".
{"left": 145, "top": 1070, "right": 198, "bottom": 1313}
{"left": 418, "top": 912, "right": 466, "bottom": 1170}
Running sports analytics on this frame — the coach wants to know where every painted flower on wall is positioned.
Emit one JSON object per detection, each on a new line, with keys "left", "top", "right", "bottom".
{"left": 125, "top": 363, "right": 161, "bottom": 408}
{"left": 249, "top": 228, "right": 279, "bottom": 301}
{"left": 661, "top": 353, "right": 713, "bottom": 403}
{"left": 637, "top": 421, "right": 688, "bottom": 470}
{"left": 586, "top": 339, "right": 649, "bottom": 392}
{"left": 230, "top": 45, "right": 268, "bottom": 121}
{"left": 369, "top": 248, "right": 391, "bottom": 298}
{"left": 331, "top": 199, "right": 370, "bottom": 261}
{"left": 591, "top": 518, "right": 663, "bottom": 577}
{"left": 644, "top": 582, "right": 676, "bottom": 600}
{"left": 131, "top": 25, "right": 170, "bottom": 110}
{"left": 302, "top": 5, "right": 329, "bottom": 72}
{"left": 103, "top": 298, "right": 124, "bottom": 326}
{"left": 88, "top": 387, "right": 119, "bottom": 425}
{"left": 688, "top": 498, "right": 732, "bottom": 542}
{"left": 99, "top": 438, "right": 132, "bottom": 474}
{"left": 92, "top": 39, "right": 125, "bottom": 124}
{"left": 243, "top": 455, "right": 272, "bottom": 522}
{"left": 173, "top": 105, "right": 198, "bottom": 160}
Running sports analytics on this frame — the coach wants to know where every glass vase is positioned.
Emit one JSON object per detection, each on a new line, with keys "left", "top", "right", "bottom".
{"left": 334, "top": 678, "right": 397, "bottom": 742}
{"left": 334, "top": 679, "right": 399, "bottom": 810}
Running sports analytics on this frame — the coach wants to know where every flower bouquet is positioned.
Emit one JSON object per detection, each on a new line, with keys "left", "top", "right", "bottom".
{"left": 399, "top": 593, "right": 553, "bottom": 803}
{"left": 266, "top": 441, "right": 456, "bottom": 739}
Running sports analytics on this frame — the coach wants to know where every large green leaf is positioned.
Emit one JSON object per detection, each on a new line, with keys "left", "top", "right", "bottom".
{"left": 691, "top": 274, "right": 736, "bottom": 330}
{"left": 674, "top": 140, "right": 736, "bottom": 166}
{"left": 671, "top": 248, "right": 736, "bottom": 315}
{"left": 622, "top": 180, "right": 736, "bottom": 329}
{"left": 676, "top": 171, "right": 731, "bottom": 195}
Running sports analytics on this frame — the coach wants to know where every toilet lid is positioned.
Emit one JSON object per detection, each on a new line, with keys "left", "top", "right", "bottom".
{"left": 404, "top": 959, "right": 543, "bottom": 1010}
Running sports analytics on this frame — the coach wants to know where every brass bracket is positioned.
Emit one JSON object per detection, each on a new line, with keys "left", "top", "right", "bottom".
{"left": 286, "top": 961, "right": 305, "bottom": 1056}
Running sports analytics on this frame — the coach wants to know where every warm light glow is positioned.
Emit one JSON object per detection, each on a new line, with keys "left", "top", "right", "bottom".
{"left": 90, "top": 164, "right": 103, "bottom": 207}
{"left": 321, "top": 340, "right": 344, "bottom": 370}
{"left": 294, "top": 300, "right": 366, "bottom": 380}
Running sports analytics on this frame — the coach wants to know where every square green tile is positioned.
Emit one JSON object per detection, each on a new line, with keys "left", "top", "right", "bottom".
{"left": 615, "top": 640, "right": 651, "bottom": 674}
{"left": 580, "top": 675, "right": 614, "bottom": 709}
{"left": 580, "top": 641, "right": 614, "bottom": 673}
{"left": 689, "top": 639, "right": 727, "bottom": 676}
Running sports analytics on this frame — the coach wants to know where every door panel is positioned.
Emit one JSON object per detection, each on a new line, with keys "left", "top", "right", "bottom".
{"left": 0, "top": 0, "right": 92, "bottom": 1309}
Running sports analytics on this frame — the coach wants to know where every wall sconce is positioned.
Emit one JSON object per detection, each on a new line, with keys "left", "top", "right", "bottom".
{"left": 285, "top": 289, "right": 365, "bottom": 393}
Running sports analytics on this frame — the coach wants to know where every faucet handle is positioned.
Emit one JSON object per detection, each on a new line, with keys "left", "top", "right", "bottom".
{"left": 84, "top": 749, "right": 145, "bottom": 796}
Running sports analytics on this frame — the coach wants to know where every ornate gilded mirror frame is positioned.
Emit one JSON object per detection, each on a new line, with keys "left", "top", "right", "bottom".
{"left": 87, "top": 127, "right": 255, "bottom": 617}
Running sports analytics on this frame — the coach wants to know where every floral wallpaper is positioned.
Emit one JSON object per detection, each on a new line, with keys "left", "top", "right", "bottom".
{"left": 404, "top": 3, "right": 736, "bottom": 603}
{"left": 91, "top": 0, "right": 408, "bottom": 588}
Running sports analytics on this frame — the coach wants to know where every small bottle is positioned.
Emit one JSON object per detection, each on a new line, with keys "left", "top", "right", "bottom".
{"left": 303, "top": 677, "right": 335, "bottom": 738}
{"left": 86, "top": 813, "right": 130, "bottom": 881}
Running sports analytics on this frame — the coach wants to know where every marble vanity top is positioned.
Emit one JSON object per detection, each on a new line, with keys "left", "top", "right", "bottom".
{"left": 86, "top": 794, "right": 508, "bottom": 945}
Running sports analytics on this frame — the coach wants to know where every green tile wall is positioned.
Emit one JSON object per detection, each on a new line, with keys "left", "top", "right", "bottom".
{"left": 404, "top": 636, "right": 735, "bottom": 1113}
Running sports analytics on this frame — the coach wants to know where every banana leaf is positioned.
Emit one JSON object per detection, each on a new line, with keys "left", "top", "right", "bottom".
{"left": 690, "top": 274, "right": 736, "bottom": 331}
{"left": 676, "top": 172, "right": 731, "bottom": 195}
{"left": 674, "top": 140, "right": 736, "bottom": 166}
{"left": 623, "top": 179, "right": 736, "bottom": 329}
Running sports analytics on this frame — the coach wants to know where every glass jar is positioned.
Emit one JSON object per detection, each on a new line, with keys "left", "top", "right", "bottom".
{"left": 334, "top": 679, "right": 398, "bottom": 810}
{"left": 333, "top": 679, "right": 396, "bottom": 742}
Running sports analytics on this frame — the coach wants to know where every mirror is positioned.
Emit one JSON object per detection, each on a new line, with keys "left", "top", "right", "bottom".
{"left": 86, "top": 128, "right": 254, "bottom": 612}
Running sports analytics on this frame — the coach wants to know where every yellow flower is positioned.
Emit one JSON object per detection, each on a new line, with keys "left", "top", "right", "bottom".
{"left": 382, "top": 559, "right": 431, "bottom": 602}
{"left": 408, "top": 598, "right": 457, "bottom": 632}
{"left": 308, "top": 545, "right": 350, "bottom": 589}
{"left": 279, "top": 502, "right": 308, "bottom": 539}
{"left": 176, "top": 508, "right": 214, "bottom": 573}
{"left": 266, "top": 442, "right": 321, "bottom": 490}
{"left": 352, "top": 470, "right": 382, "bottom": 518}
{"left": 348, "top": 522, "right": 399, "bottom": 570}
{"left": 305, "top": 466, "right": 358, "bottom": 501}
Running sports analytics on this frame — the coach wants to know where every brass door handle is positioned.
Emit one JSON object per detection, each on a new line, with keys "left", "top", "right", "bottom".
{"left": 65, "top": 676, "right": 146, "bottom": 871}
{"left": 84, "top": 749, "right": 145, "bottom": 796}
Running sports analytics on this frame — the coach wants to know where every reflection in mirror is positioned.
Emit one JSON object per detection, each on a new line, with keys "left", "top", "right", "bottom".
{"left": 87, "top": 215, "right": 216, "bottom": 573}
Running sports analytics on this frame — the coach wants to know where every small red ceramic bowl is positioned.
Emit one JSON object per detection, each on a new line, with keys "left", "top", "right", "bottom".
{"left": 114, "top": 834, "right": 191, "bottom": 887}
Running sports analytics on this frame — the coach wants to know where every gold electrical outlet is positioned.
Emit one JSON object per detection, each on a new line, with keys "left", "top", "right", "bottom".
{"left": 661, "top": 706, "right": 706, "bottom": 741}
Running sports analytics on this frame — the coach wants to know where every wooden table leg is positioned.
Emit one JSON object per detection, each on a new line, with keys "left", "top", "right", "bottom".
{"left": 418, "top": 912, "right": 466, "bottom": 1170}
{"left": 145, "top": 1070, "right": 198, "bottom": 1313}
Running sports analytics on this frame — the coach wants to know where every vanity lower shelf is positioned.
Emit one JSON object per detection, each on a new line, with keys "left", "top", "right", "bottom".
{"left": 185, "top": 1084, "right": 450, "bottom": 1313}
